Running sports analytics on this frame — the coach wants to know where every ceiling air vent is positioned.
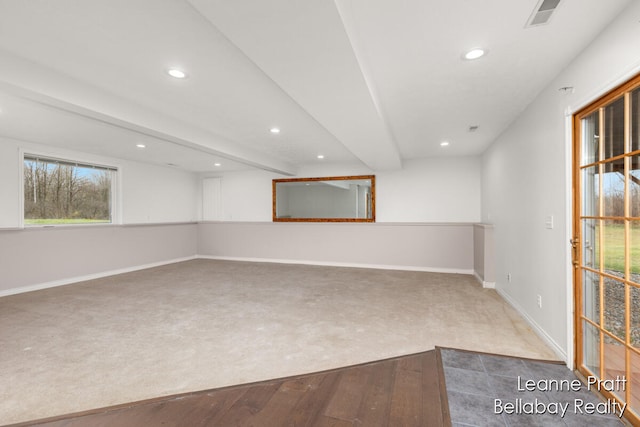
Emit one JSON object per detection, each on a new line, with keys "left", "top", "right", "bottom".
{"left": 526, "top": 0, "right": 561, "bottom": 27}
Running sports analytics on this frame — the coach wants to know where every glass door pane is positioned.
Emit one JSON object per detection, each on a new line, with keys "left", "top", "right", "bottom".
{"left": 582, "top": 270, "right": 600, "bottom": 323}
{"left": 632, "top": 88, "right": 640, "bottom": 153}
{"left": 631, "top": 350, "right": 640, "bottom": 419}
{"left": 632, "top": 157, "right": 640, "bottom": 218}
{"left": 604, "top": 338, "right": 626, "bottom": 401}
{"left": 632, "top": 284, "right": 640, "bottom": 351}
{"left": 575, "top": 78, "right": 640, "bottom": 425}
{"left": 583, "top": 320, "right": 601, "bottom": 375}
{"left": 603, "top": 97, "right": 625, "bottom": 159}
{"left": 632, "top": 220, "right": 640, "bottom": 280}
{"left": 582, "top": 110, "right": 600, "bottom": 164}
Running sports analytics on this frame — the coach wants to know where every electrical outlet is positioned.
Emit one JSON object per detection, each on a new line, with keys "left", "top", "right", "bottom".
{"left": 537, "top": 295, "right": 542, "bottom": 308}
{"left": 507, "top": 273, "right": 512, "bottom": 283}
{"left": 545, "top": 215, "right": 554, "bottom": 229}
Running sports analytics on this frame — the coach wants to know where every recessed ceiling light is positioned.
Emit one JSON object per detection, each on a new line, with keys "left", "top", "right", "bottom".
{"left": 270, "top": 127, "right": 280, "bottom": 134}
{"left": 463, "top": 48, "right": 486, "bottom": 60}
{"left": 214, "top": 163, "right": 221, "bottom": 167}
{"left": 317, "top": 154, "right": 325, "bottom": 159}
{"left": 136, "top": 144, "right": 146, "bottom": 148}
{"left": 167, "top": 68, "right": 187, "bottom": 79}
{"left": 440, "top": 141, "right": 450, "bottom": 147}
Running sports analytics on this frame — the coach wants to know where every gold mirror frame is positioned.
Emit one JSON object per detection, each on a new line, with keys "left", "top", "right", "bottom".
{"left": 272, "top": 175, "right": 375, "bottom": 222}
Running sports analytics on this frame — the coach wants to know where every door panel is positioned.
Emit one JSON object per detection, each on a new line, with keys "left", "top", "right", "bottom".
{"left": 574, "top": 73, "right": 640, "bottom": 425}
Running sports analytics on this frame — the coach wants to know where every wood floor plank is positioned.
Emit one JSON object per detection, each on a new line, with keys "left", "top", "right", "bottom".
{"left": 312, "top": 415, "right": 354, "bottom": 427}
{"left": 244, "top": 376, "right": 319, "bottom": 426}
{"left": 133, "top": 392, "right": 243, "bottom": 427}
{"left": 322, "top": 365, "right": 373, "bottom": 422}
{"left": 422, "top": 351, "right": 446, "bottom": 427}
{"left": 212, "top": 382, "right": 282, "bottom": 426}
{"left": 31, "top": 418, "right": 105, "bottom": 427}
{"left": 435, "top": 349, "right": 452, "bottom": 426}
{"left": 10, "top": 350, "right": 448, "bottom": 427}
{"left": 31, "top": 387, "right": 250, "bottom": 427}
{"left": 285, "top": 371, "right": 341, "bottom": 426}
{"left": 195, "top": 388, "right": 252, "bottom": 426}
{"left": 389, "top": 362, "right": 423, "bottom": 427}
{"left": 397, "top": 353, "right": 423, "bottom": 373}
{"left": 109, "top": 395, "right": 217, "bottom": 427}
{"left": 354, "top": 359, "right": 396, "bottom": 427}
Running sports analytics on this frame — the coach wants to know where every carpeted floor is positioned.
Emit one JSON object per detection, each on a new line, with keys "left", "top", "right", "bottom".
{"left": 0, "top": 259, "right": 558, "bottom": 424}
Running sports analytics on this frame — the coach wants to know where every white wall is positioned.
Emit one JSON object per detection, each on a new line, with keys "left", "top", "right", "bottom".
{"left": 120, "top": 161, "right": 198, "bottom": 224}
{"left": 0, "top": 137, "right": 199, "bottom": 227}
{"left": 202, "top": 169, "right": 281, "bottom": 221}
{"left": 377, "top": 157, "right": 481, "bottom": 222}
{"left": 481, "top": 1, "right": 640, "bottom": 360}
{"left": 201, "top": 157, "right": 482, "bottom": 223}
{"left": 0, "top": 140, "right": 21, "bottom": 227}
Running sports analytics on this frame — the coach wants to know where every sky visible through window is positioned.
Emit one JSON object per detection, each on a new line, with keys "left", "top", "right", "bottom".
{"left": 23, "top": 158, "right": 113, "bottom": 225}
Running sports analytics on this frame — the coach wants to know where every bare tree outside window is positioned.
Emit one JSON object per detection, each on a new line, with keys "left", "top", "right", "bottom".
{"left": 23, "top": 156, "right": 114, "bottom": 225}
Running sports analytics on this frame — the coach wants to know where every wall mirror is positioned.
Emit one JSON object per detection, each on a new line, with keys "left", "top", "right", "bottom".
{"left": 273, "top": 175, "right": 375, "bottom": 222}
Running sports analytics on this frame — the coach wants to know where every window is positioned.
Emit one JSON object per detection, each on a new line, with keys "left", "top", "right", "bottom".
{"left": 23, "top": 155, "right": 116, "bottom": 225}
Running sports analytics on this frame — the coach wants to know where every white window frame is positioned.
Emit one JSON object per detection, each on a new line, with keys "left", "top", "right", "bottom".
{"left": 20, "top": 150, "right": 120, "bottom": 227}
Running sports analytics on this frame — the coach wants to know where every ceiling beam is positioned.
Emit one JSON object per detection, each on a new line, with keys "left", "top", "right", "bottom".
{"left": 0, "top": 50, "right": 297, "bottom": 176}
{"left": 189, "top": 0, "right": 403, "bottom": 171}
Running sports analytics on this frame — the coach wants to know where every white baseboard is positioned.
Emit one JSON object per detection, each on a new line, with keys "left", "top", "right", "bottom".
{"left": 197, "top": 255, "right": 474, "bottom": 275}
{"left": 0, "top": 256, "right": 198, "bottom": 297}
{"left": 473, "top": 272, "right": 496, "bottom": 289}
{"left": 496, "top": 287, "right": 568, "bottom": 363}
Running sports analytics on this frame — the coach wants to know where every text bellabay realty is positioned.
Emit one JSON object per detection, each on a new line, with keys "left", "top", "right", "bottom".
{"left": 494, "top": 375, "right": 627, "bottom": 418}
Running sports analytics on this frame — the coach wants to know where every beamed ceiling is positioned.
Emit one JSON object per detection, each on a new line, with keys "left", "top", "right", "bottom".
{"left": 0, "top": 0, "right": 633, "bottom": 175}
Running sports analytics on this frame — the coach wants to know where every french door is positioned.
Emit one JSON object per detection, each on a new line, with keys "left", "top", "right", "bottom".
{"left": 574, "top": 73, "right": 640, "bottom": 425}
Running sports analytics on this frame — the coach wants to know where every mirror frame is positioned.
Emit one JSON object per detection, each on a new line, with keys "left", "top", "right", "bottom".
{"left": 272, "top": 175, "right": 375, "bottom": 222}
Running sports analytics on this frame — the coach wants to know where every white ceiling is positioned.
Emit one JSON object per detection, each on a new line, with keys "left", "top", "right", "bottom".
{"left": 0, "top": 0, "right": 632, "bottom": 174}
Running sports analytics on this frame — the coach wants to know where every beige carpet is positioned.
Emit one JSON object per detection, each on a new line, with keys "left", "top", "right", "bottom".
{"left": 0, "top": 259, "right": 558, "bottom": 425}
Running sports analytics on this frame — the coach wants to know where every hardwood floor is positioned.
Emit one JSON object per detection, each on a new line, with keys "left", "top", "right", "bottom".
{"left": 6, "top": 351, "right": 448, "bottom": 427}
